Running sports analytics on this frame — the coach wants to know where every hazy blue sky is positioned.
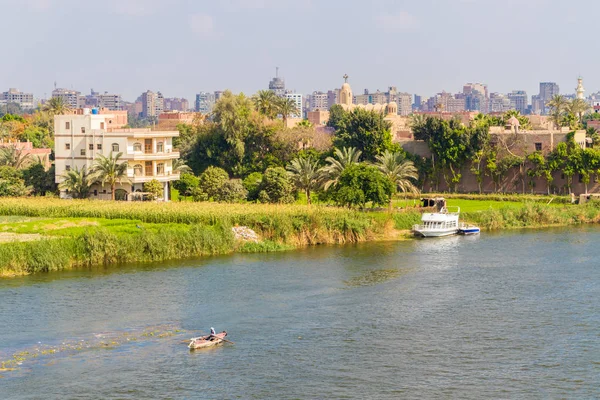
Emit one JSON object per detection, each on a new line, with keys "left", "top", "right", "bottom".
{"left": 0, "top": 0, "right": 595, "bottom": 102}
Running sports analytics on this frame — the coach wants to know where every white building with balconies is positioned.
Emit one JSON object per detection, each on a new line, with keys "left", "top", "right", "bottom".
{"left": 54, "top": 108, "right": 180, "bottom": 200}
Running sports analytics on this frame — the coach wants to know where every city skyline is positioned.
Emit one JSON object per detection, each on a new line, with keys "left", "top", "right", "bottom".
{"left": 1, "top": 0, "right": 596, "bottom": 102}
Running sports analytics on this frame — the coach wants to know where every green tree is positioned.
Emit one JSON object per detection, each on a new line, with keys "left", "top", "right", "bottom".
{"left": 212, "top": 91, "right": 254, "bottom": 168}
{"left": 327, "top": 104, "right": 346, "bottom": 131}
{"left": 259, "top": 167, "right": 294, "bottom": 204}
{"left": 23, "top": 163, "right": 57, "bottom": 196}
{"left": 569, "top": 98, "right": 591, "bottom": 125}
{"left": 373, "top": 150, "right": 419, "bottom": 209}
{"left": 199, "top": 166, "right": 229, "bottom": 200}
{"left": 172, "top": 158, "right": 192, "bottom": 174}
{"left": 320, "top": 146, "right": 362, "bottom": 190}
{"left": 58, "top": 166, "right": 92, "bottom": 199}
{"left": 42, "top": 97, "right": 72, "bottom": 116}
{"left": 0, "top": 166, "right": 30, "bottom": 197}
{"left": 0, "top": 145, "right": 33, "bottom": 169}
{"left": 216, "top": 179, "right": 248, "bottom": 203}
{"left": 332, "top": 164, "right": 393, "bottom": 208}
{"left": 332, "top": 107, "right": 392, "bottom": 161}
{"left": 172, "top": 172, "right": 199, "bottom": 199}
{"left": 286, "top": 156, "right": 321, "bottom": 205}
{"left": 546, "top": 95, "right": 569, "bottom": 130}
{"left": 276, "top": 97, "right": 300, "bottom": 127}
{"left": 253, "top": 90, "right": 279, "bottom": 119}
{"left": 90, "top": 152, "right": 130, "bottom": 201}
{"left": 143, "top": 179, "right": 164, "bottom": 201}
{"left": 243, "top": 172, "right": 263, "bottom": 201}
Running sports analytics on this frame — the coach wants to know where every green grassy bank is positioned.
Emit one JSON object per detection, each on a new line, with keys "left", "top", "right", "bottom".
{"left": 0, "top": 197, "right": 599, "bottom": 277}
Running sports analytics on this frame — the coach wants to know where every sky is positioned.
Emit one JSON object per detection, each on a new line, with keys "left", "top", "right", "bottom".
{"left": 0, "top": 0, "right": 596, "bottom": 102}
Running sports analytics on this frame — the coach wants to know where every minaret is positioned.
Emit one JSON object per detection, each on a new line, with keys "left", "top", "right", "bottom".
{"left": 576, "top": 76, "right": 585, "bottom": 100}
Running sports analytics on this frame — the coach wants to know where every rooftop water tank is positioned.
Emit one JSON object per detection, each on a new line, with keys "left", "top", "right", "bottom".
{"left": 91, "top": 108, "right": 99, "bottom": 115}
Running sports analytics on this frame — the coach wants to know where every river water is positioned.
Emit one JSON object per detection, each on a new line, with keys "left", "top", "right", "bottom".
{"left": 1, "top": 227, "right": 599, "bottom": 399}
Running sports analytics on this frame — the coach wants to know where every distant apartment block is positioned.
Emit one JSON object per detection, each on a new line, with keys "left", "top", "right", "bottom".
{"left": 397, "top": 93, "right": 412, "bottom": 116}
{"left": 163, "top": 98, "right": 189, "bottom": 112}
{"left": 489, "top": 93, "right": 512, "bottom": 113}
{"left": 79, "top": 89, "right": 123, "bottom": 111}
{"left": 0, "top": 88, "right": 35, "bottom": 110}
{"left": 54, "top": 108, "right": 180, "bottom": 201}
{"left": 52, "top": 88, "right": 81, "bottom": 109}
{"left": 463, "top": 83, "right": 489, "bottom": 113}
{"left": 285, "top": 93, "right": 303, "bottom": 118}
{"left": 195, "top": 92, "right": 216, "bottom": 113}
{"left": 508, "top": 90, "right": 528, "bottom": 114}
{"left": 141, "top": 90, "right": 164, "bottom": 118}
{"left": 309, "top": 91, "right": 329, "bottom": 111}
{"left": 533, "top": 82, "right": 559, "bottom": 115}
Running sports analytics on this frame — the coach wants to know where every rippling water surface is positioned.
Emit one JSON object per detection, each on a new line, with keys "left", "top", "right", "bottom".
{"left": 1, "top": 227, "right": 599, "bottom": 399}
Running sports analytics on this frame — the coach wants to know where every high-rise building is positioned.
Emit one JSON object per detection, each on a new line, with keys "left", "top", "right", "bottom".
{"left": 309, "top": 91, "right": 329, "bottom": 111}
{"left": 141, "top": 90, "right": 164, "bottom": 118}
{"left": 327, "top": 90, "right": 338, "bottom": 109}
{"left": 195, "top": 92, "right": 216, "bottom": 113}
{"left": 268, "top": 67, "right": 286, "bottom": 96}
{"left": 163, "top": 98, "right": 189, "bottom": 112}
{"left": 284, "top": 92, "right": 303, "bottom": 118}
{"left": 507, "top": 90, "right": 528, "bottom": 114}
{"left": 463, "top": 83, "right": 489, "bottom": 113}
{"left": 489, "top": 93, "right": 512, "bottom": 113}
{"left": 413, "top": 95, "right": 422, "bottom": 111}
{"left": 0, "top": 88, "right": 34, "bottom": 110}
{"left": 534, "top": 82, "right": 559, "bottom": 115}
{"left": 397, "top": 93, "right": 412, "bottom": 116}
{"left": 52, "top": 88, "right": 81, "bottom": 109}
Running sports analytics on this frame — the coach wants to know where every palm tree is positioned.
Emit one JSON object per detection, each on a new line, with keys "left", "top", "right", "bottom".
{"left": 276, "top": 97, "right": 300, "bottom": 127}
{"left": 90, "top": 152, "right": 130, "bottom": 200}
{"left": 0, "top": 145, "right": 32, "bottom": 169}
{"left": 253, "top": 90, "right": 279, "bottom": 119}
{"left": 546, "top": 95, "right": 569, "bottom": 130}
{"left": 172, "top": 158, "right": 192, "bottom": 174}
{"left": 320, "top": 146, "right": 362, "bottom": 190}
{"left": 42, "top": 97, "right": 72, "bottom": 116}
{"left": 373, "top": 150, "right": 419, "bottom": 209}
{"left": 58, "top": 166, "right": 93, "bottom": 199}
{"left": 569, "top": 98, "right": 591, "bottom": 124}
{"left": 286, "top": 156, "right": 321, "bottom": 205}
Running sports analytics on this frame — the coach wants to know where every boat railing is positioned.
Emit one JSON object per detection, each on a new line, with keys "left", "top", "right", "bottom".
{"left": 440, "top": 206, "right": 460, "bottom": 214}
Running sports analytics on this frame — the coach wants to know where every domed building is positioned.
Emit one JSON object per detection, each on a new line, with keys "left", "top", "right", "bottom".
{"left": 338, "top": 74, "right": 398, "bottom": 117}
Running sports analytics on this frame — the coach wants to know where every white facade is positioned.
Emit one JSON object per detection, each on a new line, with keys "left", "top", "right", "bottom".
{"left": 52, "top": 88, "right": 81, "bottom": 108}
{"left": 285, "top": 93, "right": 303, "bottom": 118}
{"left": 54, "top": 111, "right": 180, "bottom": 200}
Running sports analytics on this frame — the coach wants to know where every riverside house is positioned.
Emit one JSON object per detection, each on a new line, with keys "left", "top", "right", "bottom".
{"left": 54, "top": 108, "right": 180, "bottom": 200}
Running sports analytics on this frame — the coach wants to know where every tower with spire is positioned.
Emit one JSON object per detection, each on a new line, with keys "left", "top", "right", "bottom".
{"left": 576, "top": 76, "right": 585, "bottom": 100}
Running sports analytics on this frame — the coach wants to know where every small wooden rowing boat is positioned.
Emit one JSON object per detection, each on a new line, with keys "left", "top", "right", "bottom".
{"left": 188, "top": 331, "right": 228, "bottom": 350}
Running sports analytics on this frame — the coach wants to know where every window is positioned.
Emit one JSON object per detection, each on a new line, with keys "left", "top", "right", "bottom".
{"left": 145, "top": 161, "right": 153, "bottom": 176}
{"left": 133, "top": 164, "right": 143, "bottom": 176}
{"left": 133, "top": 142, "right": 142, "bottom": 152}
{"left": 65, "top": 122, "right": 70, "bottom": 130}
{"left": 157, "top": 142, "right": 164, "bottom": 153}
{"left": 157, "top": 163, "right": 164, "bottom": 175}
{"left": 89, "top": 144, "right": 94, "bottom": 150}
{"left": 97, "top": 144, "right": 102, "bottom": 150}
{"left": 535, "top": 143, "right": 542, "bottom": 151}
{"left": 112, "top": 143, "right": 119, "bottom": 152}
{"left": 66, "top": 165, "right": 71, "bottom": 171}
{"left": 100, "top": 122, "right": 105, "bottom": 129}
{"left": 144, "top": 139, "right": 152, "bottom": 154}
{"left": 81, "top": 127, "right": 86, "bottom": 134}
{"left": 80, "top": 149, "right": 86, "bottom": 156}
{"left": 65, "top": 143, "right": 71, "bottom": 150}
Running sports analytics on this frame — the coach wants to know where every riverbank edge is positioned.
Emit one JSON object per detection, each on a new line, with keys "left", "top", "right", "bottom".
{"left": 1, "top": 200, "right": 600, "bottom": 278}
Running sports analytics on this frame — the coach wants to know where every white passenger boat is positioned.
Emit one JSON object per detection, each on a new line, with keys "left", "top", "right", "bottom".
{"left": 413, "top": 206, "right": 460, "bottom": 237}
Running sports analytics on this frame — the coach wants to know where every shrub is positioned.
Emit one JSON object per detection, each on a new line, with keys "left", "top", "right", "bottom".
{"left": 199, "top": 166, "right": 229, "bottom": 200}
{"left": 260, "top": 167, "right": 294, "bottom": 204}
{"left": 243, "top": 172, "right": 263, "bottom": 201}
{"left": 143, "top": 179, "right": 163, "bottom": 201}
{"left": 172, "top": 172, "right": 199, "bottom": 198}
{"left": 216, "top": 179, "right": 248, "bottom": 203}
